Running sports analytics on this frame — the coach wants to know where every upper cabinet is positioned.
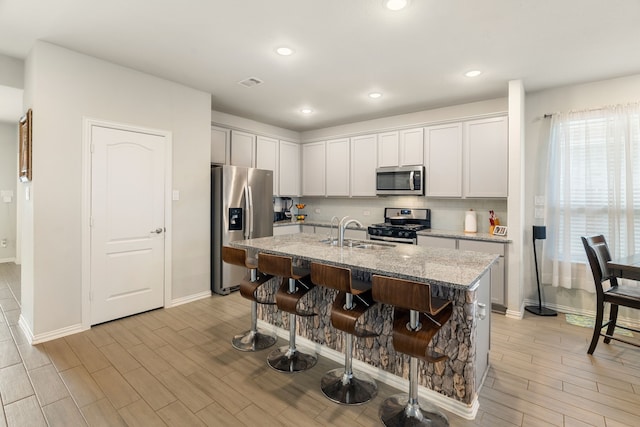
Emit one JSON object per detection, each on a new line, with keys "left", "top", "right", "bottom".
{"left": 377, "top": 131, "right": 399, "bottom": 167}
{"left": 279, "top": 140, "right": 300, "bottom": 197}
{"left": 326, "top": 138, "right": 350, "bottom": 196}
{"left": 230, "top": 130, "right": 255, "bottom": 167}
{"left": 464, "top": 116, "right": 508, "bottom": 198}
{"left": 399, "top": 128, "right": 424, "bottom": 166}
{"left": 425, "top": 116, "right": 507, "bottom": 198}
{"left": 425, "top": 123, "right": 463, "bottom": 197}
{"left": 377, "top": 128, "right": 423, "bottom": 167}
{"left": 351, "top": 134, "right": 377, "bottom": 196}
{"left": 211, "top": 126, "right": 229, "bottom": 165}
{"left": 256, "top": 135, "right": 279, "bottom": 195}
{"left": 302, "top": 141, "right": 326, "bottom": 196}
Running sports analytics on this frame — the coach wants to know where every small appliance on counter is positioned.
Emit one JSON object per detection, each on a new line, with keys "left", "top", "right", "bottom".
{"left": 367, "top": 207, "right": 431, "bottom": 244}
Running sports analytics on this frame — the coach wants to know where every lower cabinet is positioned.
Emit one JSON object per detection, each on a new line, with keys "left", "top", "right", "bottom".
{"left": 417, "top": 235, "right": 507, "bottom": 307}
{"left": 273, "top": 224, "right": 301, "bottom": 236}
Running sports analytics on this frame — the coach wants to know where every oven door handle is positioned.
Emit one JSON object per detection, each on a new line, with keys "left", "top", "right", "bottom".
{"left": 368, "top": 235, "right": 415, "bottom": 244}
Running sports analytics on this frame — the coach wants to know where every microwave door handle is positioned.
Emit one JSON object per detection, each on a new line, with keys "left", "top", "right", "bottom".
{"left": 409, "top": 171, "right": 415, "bottom": 191}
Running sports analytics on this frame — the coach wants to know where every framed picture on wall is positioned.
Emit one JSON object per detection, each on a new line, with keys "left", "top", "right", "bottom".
{"left": 19, "top": 109, "right": 32, "bottom": 182}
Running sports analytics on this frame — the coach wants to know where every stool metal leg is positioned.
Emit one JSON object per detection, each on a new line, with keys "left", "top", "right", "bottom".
{"left": 321, "top": 293, "right": 377, "bottom": 405}
{"left": 267, "top": 278, "right": 317, "bottom": 373}
{"left": 379, "top": 310, "right": 449, "bottom": 427}
{"left": 231, "top": 299, "right": 277, "bottom": 351}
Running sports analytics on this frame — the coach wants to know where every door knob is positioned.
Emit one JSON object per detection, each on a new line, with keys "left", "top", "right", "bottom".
{"left": 151, "top": 228, "right": 163, "bottom": 234}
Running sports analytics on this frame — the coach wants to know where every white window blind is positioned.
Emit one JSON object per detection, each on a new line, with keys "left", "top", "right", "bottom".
{"left": 543, "top": 104, "right": 640, "bottom": 290}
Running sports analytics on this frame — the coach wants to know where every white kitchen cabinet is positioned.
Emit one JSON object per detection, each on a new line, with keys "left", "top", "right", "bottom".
{"left": 350, "top": 134, "right": 378, "bottom": 197}
{"left": 273, "top": 224, "right": 301, "bottom": 236}
{"left": 211, "top": 126, "right": 229, "bottom": 165}
{"left": 302, "top": 141, "right": 326, "bottom": 196}
{"left": 464, "top": 116, "right": 508, "bottom": 198}
{"left": 418, "top": 235, "right": 507, "bottom": 307}
{"left": 326, "top": 138, "right": 350, "bottom": 196}
{"left": 425, "top": 123, "right": 463, "bottom": 197}
{"left": 474, "top": 270, "right": 491, "bottom": 388}
{"left": 417, "top": 235, "right": 457, "bottom": 249}
{"left": 399, "top": 127, "right": 424, "bottom": 166}
{"left": 459, "top": 239, "right": 506, "bottom": 306}
{"left": 377, "top": 131, "right": 399, "bottom": 167}
{"left": 230, "top": 130, "right": 255, "bottom": 167}
{"left": 279, "top": 140, "right": 300, "bottom": 196}
{"left": 256, "top": 135, "right": 279, "bottom": 195}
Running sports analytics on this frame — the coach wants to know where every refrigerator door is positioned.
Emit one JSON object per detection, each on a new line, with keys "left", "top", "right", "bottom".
{"left": 211, "top": 165, "right": 273, "bottom": 295}
{"left": 247, "top": 168, "right": 274, "bottom": 239}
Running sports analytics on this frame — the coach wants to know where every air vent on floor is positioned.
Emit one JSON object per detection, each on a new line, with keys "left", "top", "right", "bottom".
{"left": 238, "top": 77, "right": 264, "bottom": 88}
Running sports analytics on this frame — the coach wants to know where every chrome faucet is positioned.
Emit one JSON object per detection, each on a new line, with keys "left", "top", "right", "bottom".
{"left": 329, "top": 215, "right": 340, "bottom": 244}
{"left": 339, "top": 216, "right": 364, "bottom": 247}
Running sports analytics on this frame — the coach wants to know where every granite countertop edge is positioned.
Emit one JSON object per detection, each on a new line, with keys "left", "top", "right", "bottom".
{"left": 231, "top": 233, "right": 498, "bottom": 290}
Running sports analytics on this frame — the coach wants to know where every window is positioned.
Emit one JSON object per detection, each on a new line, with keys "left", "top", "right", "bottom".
{"left": 544, "top": 103, "right": 640, "bottom": 289}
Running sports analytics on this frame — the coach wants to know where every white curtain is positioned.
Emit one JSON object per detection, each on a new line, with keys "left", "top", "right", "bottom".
{"left": 542, "top": 103, "right": 640, "bottom": 291}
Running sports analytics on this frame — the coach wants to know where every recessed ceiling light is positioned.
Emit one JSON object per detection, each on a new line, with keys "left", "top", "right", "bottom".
{"left": 465, "top": 70, "right": 482, "bottom": 78}
{"left": 384, "top": 0, "right": 410, "bottom": 11}
{"left": 276, "top": 47, "right": 294, "bottom": 56}
{"left": 300, "top": 108, "right": 313, "bottom": 115}
{"left": 369, "top": 92, "right": 383, "bottom": 99}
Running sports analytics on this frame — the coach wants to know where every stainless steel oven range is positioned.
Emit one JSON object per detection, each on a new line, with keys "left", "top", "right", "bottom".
{"left": 367, "top": 207, "right": 430, "bottom": 244}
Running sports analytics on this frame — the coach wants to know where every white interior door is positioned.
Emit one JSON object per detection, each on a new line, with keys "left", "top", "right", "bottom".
{"left": 90, "top": 125, "right": 165, "bottom": 325}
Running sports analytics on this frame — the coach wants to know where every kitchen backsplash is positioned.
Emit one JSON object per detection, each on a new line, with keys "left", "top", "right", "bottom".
{"left": 294, "top": 196, "right": 508, "bottom": 233}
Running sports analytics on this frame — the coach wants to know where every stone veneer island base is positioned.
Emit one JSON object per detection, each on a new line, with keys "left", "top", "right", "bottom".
{"left": 231, "top": 233, "right": 496, "bottom": 420}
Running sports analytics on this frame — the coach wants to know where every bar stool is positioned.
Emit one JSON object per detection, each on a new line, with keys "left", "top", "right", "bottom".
{"left": 372, "top": 275, "right": 453, "bottom": 427}
{"left": 310, "top": 262, "right": 379, "bottom": 405}
{"left": 258, "top": 252, "right": 318, "bottom": 373}
{"left": 222, "top": 246, "right": 277, "bottom": 352}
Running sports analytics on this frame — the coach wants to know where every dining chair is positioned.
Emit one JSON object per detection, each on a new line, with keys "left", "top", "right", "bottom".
{"left": 581, "top": 235, "right": 640, "bottom": 354}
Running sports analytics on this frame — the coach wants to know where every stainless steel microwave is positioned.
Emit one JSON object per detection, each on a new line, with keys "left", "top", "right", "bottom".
{"left": 376, "top": 166, "right": 425, "bottom": 196}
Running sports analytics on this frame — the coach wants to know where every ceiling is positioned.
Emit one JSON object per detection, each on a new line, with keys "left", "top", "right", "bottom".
{"left": 1, "top": 0, "right": 639, "bottom": 131}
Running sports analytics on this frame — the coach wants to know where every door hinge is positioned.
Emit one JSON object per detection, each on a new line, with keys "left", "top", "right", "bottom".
{"left": 90, "top": 144, "right": 95, "bottom": 153}
{"left": 89, "top": 217, "right": 94, "bottom": 227}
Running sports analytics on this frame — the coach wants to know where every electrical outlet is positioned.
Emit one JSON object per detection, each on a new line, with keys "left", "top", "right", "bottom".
{"left": 535, "top": 196, "right": 544, "bottom": 206}
{"left": 314, "top": 208, "right": 321, "bottom": 214}
{"left": 535, "top": 208, "right": 544, "bottom": 219}
{"left": 1, "top": 238, "right": 7, "bottom": 248}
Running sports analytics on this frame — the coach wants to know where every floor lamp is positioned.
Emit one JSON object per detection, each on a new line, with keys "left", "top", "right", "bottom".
{"left": 525, "top": 225, "right": 557, "bottom": 316}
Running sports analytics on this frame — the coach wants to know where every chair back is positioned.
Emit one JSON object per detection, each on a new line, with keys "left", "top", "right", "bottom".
{"left": 222, "top": 246, "right": 248, "bottom": 268}
{"left": 258, "top": 252, "right": 293, "bottom": 278}
{"left": 371, "top": 275, "right": 450, "bottom": 316}
{"left": 581, "top": 235, "right": 618, "bottom": 294}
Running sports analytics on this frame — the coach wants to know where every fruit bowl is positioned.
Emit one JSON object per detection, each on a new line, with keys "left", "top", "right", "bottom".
{"left": 296, "top": 214, "right": 307, "bottom": 221}
{"left": 295, "top": 203, "right": 306, "bottom": 209}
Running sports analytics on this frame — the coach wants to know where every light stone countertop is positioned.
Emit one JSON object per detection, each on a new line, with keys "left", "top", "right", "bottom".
{"left": 274, "top": 220, "right": 511, "bottom": 243}
{"left": 231, "top": 232, "right": 498, "bottom": 290}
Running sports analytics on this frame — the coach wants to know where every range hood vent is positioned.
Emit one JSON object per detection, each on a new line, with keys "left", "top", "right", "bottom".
{"left": 238, "top": 77, "right": 263, "bottom": 88}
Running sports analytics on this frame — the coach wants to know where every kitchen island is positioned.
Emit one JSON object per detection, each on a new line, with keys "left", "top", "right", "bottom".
{"left": 230, "top": 233, "right": 498, "bottom": 419}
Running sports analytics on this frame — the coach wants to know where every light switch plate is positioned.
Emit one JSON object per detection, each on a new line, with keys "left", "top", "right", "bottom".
{"left": 172, "top": 190, "right": 180, "bottom": 201}
{"left": 535, "top": 208, "right": 544, "bottom": 219}
{"left": 535, "top": 195, "right": 544, "bottom": 206}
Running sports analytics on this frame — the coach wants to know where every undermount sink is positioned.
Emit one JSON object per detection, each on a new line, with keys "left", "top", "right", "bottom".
{"left": 352, "top": 241, "right": 395, "bottom": 250}
{"left": 319, "top": 238, "right": 395, "bottom": 250}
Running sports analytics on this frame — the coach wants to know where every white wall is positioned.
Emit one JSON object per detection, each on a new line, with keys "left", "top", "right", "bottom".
{"left": 22, "top": 41, "right": 211, "bottom": 338}
{"left": 0, "top": 122, "right": 17, "bottom": 261}
{"left": 525, "top": 73, "right": 640, "bottom": 319}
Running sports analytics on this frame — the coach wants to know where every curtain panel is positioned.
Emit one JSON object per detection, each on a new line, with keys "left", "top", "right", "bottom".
{"left": 542, "top": 103, "right": 640, "bottom": 291}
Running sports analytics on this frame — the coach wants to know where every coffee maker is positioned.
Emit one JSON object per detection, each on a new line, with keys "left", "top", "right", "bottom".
{"left": 273, "top": 197, "right": 293, "bottom": 221}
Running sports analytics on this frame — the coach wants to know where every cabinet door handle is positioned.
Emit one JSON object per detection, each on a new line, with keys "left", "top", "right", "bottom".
{"left": 477, "top": 302, "right": 487, "bottom": 320}
{"left": 151, "top": 228, "right": 163, "bottom": 234}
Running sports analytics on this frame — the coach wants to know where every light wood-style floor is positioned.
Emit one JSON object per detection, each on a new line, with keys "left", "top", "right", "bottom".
{"left": 0, "top": 261, "right": 639, "bottom": 426}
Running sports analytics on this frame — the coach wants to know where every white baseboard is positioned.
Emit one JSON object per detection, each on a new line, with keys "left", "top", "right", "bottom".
{"left": 20, "top": 315, "right": 87, "bottom": 345}
{"left": 257, "top": 320, "right": 479, "bottom": 420}
{"left": 169, "top": 290, "right": 212, "bottom": 307}
{"left": 523, "top": 298, "right": 640, "bottom": 328}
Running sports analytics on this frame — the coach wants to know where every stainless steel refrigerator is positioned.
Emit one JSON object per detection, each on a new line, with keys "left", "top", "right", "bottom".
{"left": 211, "top": 165, "right": 273, "bottom": 295}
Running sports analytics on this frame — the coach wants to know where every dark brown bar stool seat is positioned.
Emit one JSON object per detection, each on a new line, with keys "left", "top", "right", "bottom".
{"left": 372, "top": 275, "right": 453, "bottom": 427}
{"left": 258, "top": 252, "right": 317, "bottom": 373}
{"left": 310, "top": 262, "right": 379, "bottom": 405}
{"left": 222, "top": 246, "right": 277, "bottom": 352}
